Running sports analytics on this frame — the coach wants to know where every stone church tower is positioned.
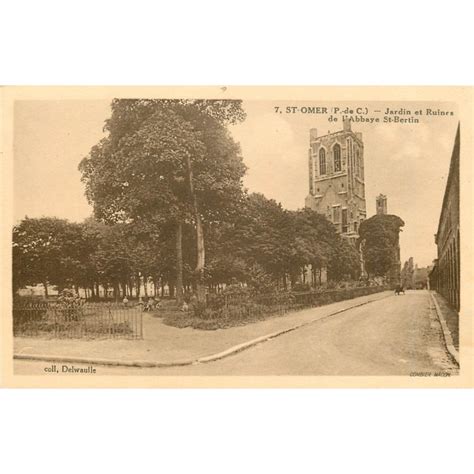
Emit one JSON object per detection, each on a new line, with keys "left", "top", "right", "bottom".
{"left": 305, "top": 118, "right": 367, "bottom": 244}
{"left": 376, "top": 194, "right": 388, "bottom": 215}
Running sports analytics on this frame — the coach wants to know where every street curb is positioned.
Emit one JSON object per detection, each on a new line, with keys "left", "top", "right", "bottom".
{"left": 429, "top": 291, "right": 460, "bottom": 367}
{"left": 14, "top": 292, "right": 392, "bottom": 369}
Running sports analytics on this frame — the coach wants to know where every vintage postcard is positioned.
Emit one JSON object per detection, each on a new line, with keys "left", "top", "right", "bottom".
{"left": 1, "top": 86, "right": 472, "bottom": 387}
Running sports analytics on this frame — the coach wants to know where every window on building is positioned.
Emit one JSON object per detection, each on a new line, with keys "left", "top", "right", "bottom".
{"left": 319, "top": 148, "right": 326, "bottom": 175}
{"left": 332, "top": 205, "right": 341, "bottom": 224}
{"left": 354, "top": 221, "right": 358, "bottom": 233}
{"left": 333, "top": 144, "right": 341, "bottom": 172}
{"left": 342, "top": 208, "right": 348, "bottom": 233}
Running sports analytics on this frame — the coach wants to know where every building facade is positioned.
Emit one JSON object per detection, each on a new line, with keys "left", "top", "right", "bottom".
{"left": 429, "top": 124, "right": 460, "bottom": 311}
{"left": 413, "top": 266, "right": 429, "bottom": 289}
{"left": 305, "top": 118, "right": 367, "bottom": 244}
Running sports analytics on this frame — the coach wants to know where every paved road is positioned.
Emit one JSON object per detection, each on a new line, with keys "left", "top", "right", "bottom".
{"left": 14, "top": 290, "right": 458, "bottom": 376}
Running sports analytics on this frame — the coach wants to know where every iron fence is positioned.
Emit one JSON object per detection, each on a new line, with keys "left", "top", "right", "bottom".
{"left": 204, "top": 285, "right": 388, "bottom": 320}
{"left": 13, "top": 302, "right": 143, "bottom": 339}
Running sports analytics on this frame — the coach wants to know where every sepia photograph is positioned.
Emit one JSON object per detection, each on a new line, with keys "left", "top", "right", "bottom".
{"left": 2, "top": 4, "right": 473, "bottom": 474}
{"left": 2, "top": 86, "right": 471, "bottom": 386}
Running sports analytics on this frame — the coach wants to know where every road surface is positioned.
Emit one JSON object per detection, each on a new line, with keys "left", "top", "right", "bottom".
{"left": 14, "top": 290, "right": 458, "bottom": 376}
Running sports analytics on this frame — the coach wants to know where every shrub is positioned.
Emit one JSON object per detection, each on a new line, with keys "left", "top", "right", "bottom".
{"left": 192, "top": 301, "right": 209, "bottom": 319}
{"left": 166, "top": 284, "right": 388, "bottom": 330}
{"left": 291, "top": 282, "right": 311, "bottom": 292}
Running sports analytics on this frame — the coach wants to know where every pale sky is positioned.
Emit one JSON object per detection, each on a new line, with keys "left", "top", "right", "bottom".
{"left": 14, "top": 99, "right": 459, "bottom": 268}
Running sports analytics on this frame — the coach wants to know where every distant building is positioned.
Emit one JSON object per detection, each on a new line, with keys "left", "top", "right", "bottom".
{"left": 305, "top": 118, "right": 367, "bottom": 244}
{"left": 401, "top": 259, "right": 429, "bottom": 289}
{"left": 401, "top": 257, "right": 415, "bottom": 289}
{"left": 429, "top": 124, "right": 460, "bottom": 311}
{"left": 413, "top": 266, "right": 429, "bottom": 289}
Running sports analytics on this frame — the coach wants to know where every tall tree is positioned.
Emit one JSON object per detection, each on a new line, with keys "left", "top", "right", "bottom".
{"left": 327, "top": 239, "right": 361, "bottom": 281}
{"left": 79, "top": 99, "right": 246, "bottom": 303}
{"left": 358, "top": 214, "right": 404, "bottom": 278}
{"left": 292, "top": 208, "right": 341, "bottom": 283}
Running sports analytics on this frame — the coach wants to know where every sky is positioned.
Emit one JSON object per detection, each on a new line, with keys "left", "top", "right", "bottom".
{"left": 13, "top": 99, "right": 459, "bottom": 268}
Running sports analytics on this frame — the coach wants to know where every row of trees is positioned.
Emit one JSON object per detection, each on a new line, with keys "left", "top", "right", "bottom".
{"left": 13, "top": 99, "right": 405, "bottom": 301}
{"left": 12, "top": 194, "right": 362, "bottom": 299}
{"left": 14, "top": 216, "right": 172, "bottom": 299}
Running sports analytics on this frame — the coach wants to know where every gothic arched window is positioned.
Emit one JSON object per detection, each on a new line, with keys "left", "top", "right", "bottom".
{"left": 319, "top": 148, "right": 326, "bottom": 175}
{"left": 333, "top": 144, "right": 341, "bottom": 172}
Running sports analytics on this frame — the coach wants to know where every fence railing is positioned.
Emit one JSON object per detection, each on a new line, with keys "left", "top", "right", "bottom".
{"left": 13, "top": 302, "right": 143, "bottom": 339}
{"left": 204, "top": 285, "right": 388, "bottom": 320}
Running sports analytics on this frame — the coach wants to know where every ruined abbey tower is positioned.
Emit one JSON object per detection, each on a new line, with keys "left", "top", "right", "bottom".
{"left": 376, "top": 194, "right": 388, "bottom": 215}
{"left": 305, "top": 118, "right": 367, "bottom": 243}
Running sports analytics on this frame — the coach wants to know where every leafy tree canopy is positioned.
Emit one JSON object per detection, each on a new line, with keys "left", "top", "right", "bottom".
{"left": 358, "top": 214, "right": 405, "bottom": 277}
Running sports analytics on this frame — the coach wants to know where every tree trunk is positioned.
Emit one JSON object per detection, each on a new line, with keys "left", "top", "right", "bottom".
{"left": 184, "top": 152, "right": 206, "bottom": 303}
{"left": 136, "top": 273, "right": 141, "bottom": 298}
{"left": 175, "top": 221, "right": 184, "bottom": 305}
{"left": 43, "top": 281, "right": 49, "bottom": 298}
{"left": 194, "top": 214, "right": 205, "bottom": 302}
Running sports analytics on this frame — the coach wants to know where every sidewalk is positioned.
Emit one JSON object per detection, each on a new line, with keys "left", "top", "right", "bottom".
{"left": 14, "top": 291, "right": 392, "bottom": 367}
{"left": 431, "top": 291, "right": 459, "bottom": 351}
